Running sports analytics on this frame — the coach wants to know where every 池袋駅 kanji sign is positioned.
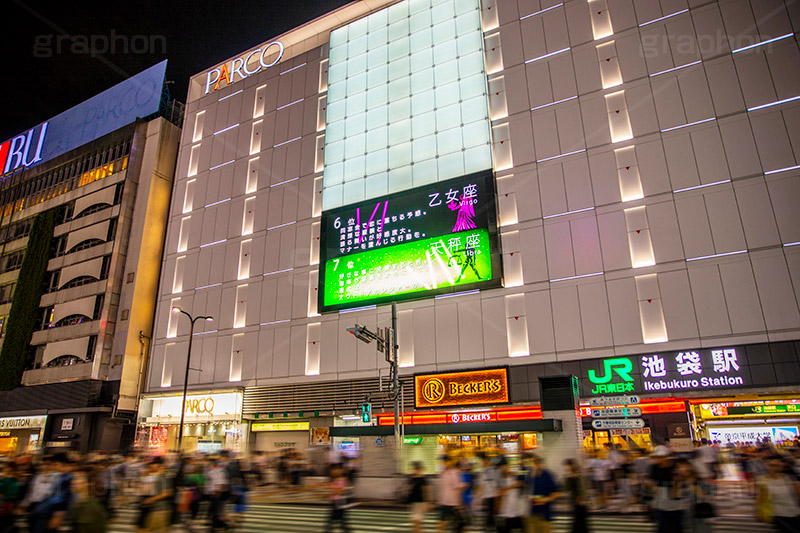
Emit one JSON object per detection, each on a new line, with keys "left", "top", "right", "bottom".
{"left": 415, "top": 367, "right": 509, "bottom": 409}
{"left": 582, "top": 347, "right": 749, "bottom": 396}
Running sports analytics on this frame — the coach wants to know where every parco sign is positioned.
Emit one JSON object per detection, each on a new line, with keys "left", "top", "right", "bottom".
{"left": 204, "top": 41, "right": 284, "bottom": 94}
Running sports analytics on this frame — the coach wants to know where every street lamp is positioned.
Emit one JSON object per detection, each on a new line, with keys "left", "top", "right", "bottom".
{"left": 172, "top": 306, "right": 214, "bottom": 450}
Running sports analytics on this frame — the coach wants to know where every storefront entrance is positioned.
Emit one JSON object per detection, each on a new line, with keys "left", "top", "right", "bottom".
{"left": 691, "top": 397, "right": 800, "bottom": 445}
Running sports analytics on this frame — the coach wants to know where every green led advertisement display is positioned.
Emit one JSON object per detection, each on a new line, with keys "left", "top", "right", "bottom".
{"left": 318, "top": 171, "right": 501, "bottom": 312}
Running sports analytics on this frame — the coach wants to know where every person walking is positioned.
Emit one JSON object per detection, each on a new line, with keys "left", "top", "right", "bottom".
{"left": 70, "top": 471, "right": 108, "bottom": 533}
{"left": 477, "top": 452, "right": 501, "bottom": 532}
{"left": 757, "top": 455, "right": 800, "bottom": 532}
{"left": 497, "top": 458, "right": 525, "bottom": 533}
{"left": 437, "top": 457, "right": 465, "bottom": 533}
{"left": 206, "top": 457, "right": 229, "bottom": 532}
{"left": 525, "top": 454, "right": 561, "bottom": 533}
{"left": 406, "top": 461, "right": 431, "bottom": 533}
{"left": 327, "top": 464, "right": 352, "bottom": 532}
{"left": 563, "top": 459, "right": 590, "bottom": 533}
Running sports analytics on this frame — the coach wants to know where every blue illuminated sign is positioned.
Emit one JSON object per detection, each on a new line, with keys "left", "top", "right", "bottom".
{"left": 0, "top": 60, "right": 167, "bottom": 176}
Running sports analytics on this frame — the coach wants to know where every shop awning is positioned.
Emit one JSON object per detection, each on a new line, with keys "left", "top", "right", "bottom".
{"left": 331, "top": 418, "right": 561, "bottom": 437}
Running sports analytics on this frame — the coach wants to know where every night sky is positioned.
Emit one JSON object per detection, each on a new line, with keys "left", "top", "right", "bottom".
{"left": 1, "top": 0, "right": 352, "bottom": 142}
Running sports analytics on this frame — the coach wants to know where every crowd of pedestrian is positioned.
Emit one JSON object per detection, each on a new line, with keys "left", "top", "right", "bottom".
{"left": 411, "top": 438, "right": 800, "bottom": 533}
{"left": 0, "top": 448, "right": 312, "bottom": 533}
{"left": 1, "top": 438, "right": 800, "bottom": 532}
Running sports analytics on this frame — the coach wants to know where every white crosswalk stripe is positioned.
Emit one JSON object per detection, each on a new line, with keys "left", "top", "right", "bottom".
{"left": 106, "top": 501, "right": 774, "bottom": 532}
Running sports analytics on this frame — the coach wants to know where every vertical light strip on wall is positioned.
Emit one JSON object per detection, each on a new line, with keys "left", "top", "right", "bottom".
{"left": 177, "top": 217, "right": 190, "bottom": 253}
{"left": 635, "top": 274, "right": 668, "bottom": 344}
{"left": 166, "top": 299, "right": 179, "bottom": 338}
{"left": 238, "top": 239, "right": 252, "bottom": 280}
{"left": 492, "top": 123, "right": 513, "bottom": 171}
{"left": 253, "top": 85, "right": 267, "bottom": 118}
{"left": 488, "top": 76, "right": 508, "bottom": 120}
{"left": 308, "top": 270, "right": 320, "bottom": 317}
{"left": 172, "top": 256, "right": 185, "bottom": 294}
{"left": 588, "top": 0, "right": 614, "bottom": 40}
{"left": 246, "top": 158, "right": 259, "bottom": 193}
{"left": 596, "top": 41, "right": 622, "bottom": 88}
{"left": 484, "top": 32, "right": 504, "bottom": 74}
{"left": 605, "top": 90, "right": 633, "bottom": 142}
{"left": 250, "top": 120, "right": 263, "bottom": 155}
{"left": 318, "top": 58, "right": 329, "bottom": 93}
{"left": 183, "top": 179, "right": 196, "bottom": 213}
{"left": 505, "top": 293, "right": 529, "bottom": 357}
{"left": 501, "top": 230, "right": 523, "bottom": 287}
{"left": 230, "top": 334, "right": 243, "bottom": 382}
{"left": 234, "top": 285, "right": 247, "bottom": 328}
{"left": 188, "top": 145, "right": 200, "bottom": 177}
{"left": 305, "top": 323, "right": 321, "bottom": 376}
{"left": 496, "top": 174, "right": 519, "bottom": 226}
{"left": 161, "top": 343, "right": 175, "bottom": 387}
{"left": 242, "top": 197, "right": 255, "bottom": 235}
{"left": 624, "top": 206, "right": 655, "bottom": 267}
{"left": 192, "top": 111, "right": 205, "bottom": 143}
{"left": 614, "top": 146, "right": 644, "bottom": 201}
{"left": 317, "top": 96, "right": 327, "bottom": 132}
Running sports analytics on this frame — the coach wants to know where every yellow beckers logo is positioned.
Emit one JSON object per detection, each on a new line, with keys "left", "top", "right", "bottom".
{"left": 421, "top": 378, "right": 446, "bottom": 403}
{"left": 449, "top": 379, "right": 502, "bottom": 396}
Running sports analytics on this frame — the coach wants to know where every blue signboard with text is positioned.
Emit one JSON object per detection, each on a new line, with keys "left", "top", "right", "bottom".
{"left": 0, "top": 60, "right": 167, "bottom": 176}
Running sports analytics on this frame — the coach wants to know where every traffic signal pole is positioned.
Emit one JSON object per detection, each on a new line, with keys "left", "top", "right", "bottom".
{"left": 391, "top": 302, "right": 400, "bottom": 465}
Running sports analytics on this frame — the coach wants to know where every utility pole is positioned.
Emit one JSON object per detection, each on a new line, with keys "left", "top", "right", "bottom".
{"left": 346, "top": 302, "right": 402, "bottom": 468}
{"left": 391, "top": 302, "right": 400, "bottom": 460}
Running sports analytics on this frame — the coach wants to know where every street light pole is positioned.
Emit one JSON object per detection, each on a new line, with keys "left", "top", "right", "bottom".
{"left": 172, "top": 307, "right": 214, "bottom": 451}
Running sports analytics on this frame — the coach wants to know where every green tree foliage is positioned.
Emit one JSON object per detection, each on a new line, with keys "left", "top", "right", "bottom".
{"left": 0, "top": 210, "right": 55, "bottom": 390}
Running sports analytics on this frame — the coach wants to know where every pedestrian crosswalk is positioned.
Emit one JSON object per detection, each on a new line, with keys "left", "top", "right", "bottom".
{"left": 107, "top": 501, "right": 775, "bottom": 532}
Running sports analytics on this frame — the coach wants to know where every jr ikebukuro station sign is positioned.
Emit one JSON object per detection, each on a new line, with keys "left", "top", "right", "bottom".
{"left": 582, "top": 347, "right": 748, "bottom": 396}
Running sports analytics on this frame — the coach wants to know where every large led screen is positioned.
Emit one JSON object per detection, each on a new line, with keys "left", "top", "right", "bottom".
{"left": 319, "top": 171, "right": 501, "bottom": 312}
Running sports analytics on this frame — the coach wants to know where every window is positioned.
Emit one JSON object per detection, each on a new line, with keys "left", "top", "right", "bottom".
{"left": 93, "top": 294, "right": 105, "bottom": 320}
{"left": 86, "top": 335, "right": 97, "bottom": 361}
{"left": 0, "top": 250, "right": 25, "bottom": 273}
{"left": 45, "top": 271, "right": 60, "bottom": 293}
{"left": 67, "top": 239, "right": 105, "bottom": 254}
{"left": 106, "top": 218, "right": 118, "bottom": 241}
{"left": 45, "top": 355, "right": 82, "bottom": 368}
{"left": 52, "top": 236, "right": 67, "bottom": 256}
{"left": 121, "top": 309, "right": 129, "bottom": 321}
{"left": 126, "top": 272, "right": 135, "bottom": 283}
{"left": 60, "top": 275, "right": 99, "bottom": 289}
{"left": 40, "top": 306, "right": 54, "bottom": 329}
{"left": 52, "top": 314, "right": 91, "bottom": 328}
{"left": 0, "top": 284, "right": 14, "bottom": 304}
{"left": 73, "top": 203, "right": 111, "bottom": 220}
{"left": 100, "top": 256, "right": 112, "bottom": 279}
{"left": 113, "top": 183, "right": 125, "bottom": 205}
{"left": 0, "top": 316, "right": 7, "bottom": 337}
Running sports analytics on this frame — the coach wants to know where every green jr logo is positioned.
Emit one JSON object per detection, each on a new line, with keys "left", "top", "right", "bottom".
{"left": 588, "top": 357, "right": 635, "bottom": 394}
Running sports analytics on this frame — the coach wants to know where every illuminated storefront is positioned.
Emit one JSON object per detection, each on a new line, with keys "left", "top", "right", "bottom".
{"left": 250, "top": 420, "right": 312, "bottom": 454}
{"left": 0, "top": 415, "right": 46, "bottom": 455}
{"left": 690, "top": 398, "right": 800, "bottom": 445}
{"left": 136, "top": 391, "right": 245, "bottom": 452}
